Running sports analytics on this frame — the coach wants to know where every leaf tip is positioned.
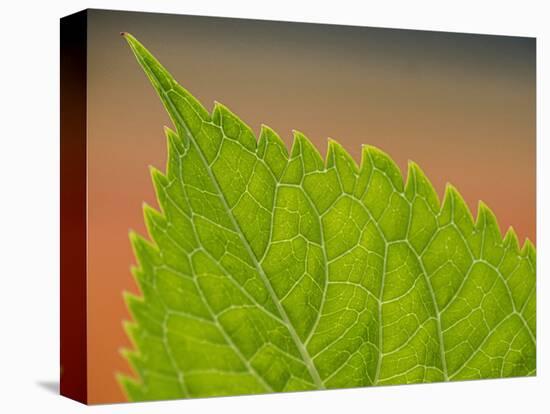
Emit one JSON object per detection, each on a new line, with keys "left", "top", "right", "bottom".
{"left": 121, "top": 32, "right": 139, "bottom": 49}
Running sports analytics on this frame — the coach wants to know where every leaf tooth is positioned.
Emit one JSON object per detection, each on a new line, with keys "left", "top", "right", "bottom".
{"left": 475, "top": 200, "right": 502, "bottom": 238}
{"left": 358, "top": 144, "right": 374, "bottom": 172}
{"left": 164, "top": 126, "right": 189, "bottom": 150}
{"left": 129, "top": 231, "right": 160, "bottom": 273}
{"left": 503, "top": 226, "right": 521, "bottom": 254}
{"left": 521, "top": 238, "right": 536, "bottom": 261}
{"left": 124, "top": 288, "right": 165, "bottom": 334}
{"left": 149, "top": 166, "right": 169, "bottom": 211}
{"left": 212, "top": 100, "right": 257, "bottom": 151}
{"left": 120, "top": 348, "right": 144, "bottom": 378}
{"left": 442, "top": 183, "right": 475, "bottom": 231}
{"left": 263, "top": 124, "right": 288, "bottom": 155}
{"left": 143, "top": 202, "right": 167, "bottom": 244}
{"left": 163, "top": 125, "right": 175, "bottom": 136}
{"left": 164, "top": 127, "right": 188, "bottom": 180}
{"left": 327, "top": 138, "right": 358, "bottom": 194}
{"left": 129, "top": 265, "right": 149, "bottom": 295}
{"left": 258, "top": 124, "right": 288, "bottom": 157}
{"left": 327, "top": 138, "right": 358, "bottom": 172}
{"left": 257, "top": 125, "right": 268, "bottom": 157}
{"left": 352, "top": 145, "right": 371, "bottom": 198}
{"left": 291, "top": 129, "right": 324, "bottom": 172}
{"left": 117, "top": 372, "right": 145, "bottom": 402}
{"left": 325, "top": 138, "right": 336, "bottom": 168}
{"left": 258, "top": 124, "right": 289, "bottom": 179}
{"left": 149, "top": 165, "right": 167, "bottom": 184}
{"left": 403, "top": 160, "right": 416, "bottom": 197}
{"left": 121, "top": 317, "right": 141, "bottom": 357}
{"left": 405, "top": 161, "right": 440, "bottom": 211}
{"left": 164, "top": 125, "right": 187, "bottom": 152}
{"left": 362, "top": 145, "right": 404, "bottom": 192}
{"left": 124, "top": 291, "right": 146, "bottom": 320}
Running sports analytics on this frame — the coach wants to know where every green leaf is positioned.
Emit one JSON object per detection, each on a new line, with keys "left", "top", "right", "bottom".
{"left": 119, "top": 33, "right": 536, "bottom": 401}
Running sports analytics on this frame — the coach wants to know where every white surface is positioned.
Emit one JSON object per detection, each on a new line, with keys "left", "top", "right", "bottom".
{"left": 0, "top": 0, "right": 548, "bottom": 412}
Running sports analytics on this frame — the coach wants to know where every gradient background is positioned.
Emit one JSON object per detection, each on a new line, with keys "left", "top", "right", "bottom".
{"left": 86, "top": 9, "right": 536, "bottom": 403}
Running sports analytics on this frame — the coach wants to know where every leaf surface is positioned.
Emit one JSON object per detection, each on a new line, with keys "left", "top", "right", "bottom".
{"left": 119, "top": 34, "right": 536, "bottom": 401}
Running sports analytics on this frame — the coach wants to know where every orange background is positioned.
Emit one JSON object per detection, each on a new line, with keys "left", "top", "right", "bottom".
{"left": 86, "top": 10, "right": 536, "bottom": 403}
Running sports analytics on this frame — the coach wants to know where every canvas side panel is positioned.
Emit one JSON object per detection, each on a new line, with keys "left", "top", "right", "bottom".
{"left": 60, "top": 9, "right": 88, "bottom": 405}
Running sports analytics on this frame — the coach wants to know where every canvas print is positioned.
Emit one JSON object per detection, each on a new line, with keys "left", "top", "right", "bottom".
{"left": 60, "top": 9, "right": 536, "bottom": 405}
